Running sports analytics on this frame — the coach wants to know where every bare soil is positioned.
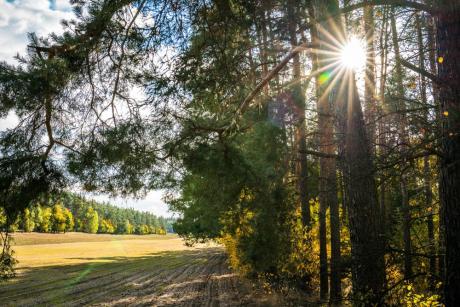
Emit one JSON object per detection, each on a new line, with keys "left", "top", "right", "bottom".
{"left": 0, "top": 233, "right": 284, "bottom": 306}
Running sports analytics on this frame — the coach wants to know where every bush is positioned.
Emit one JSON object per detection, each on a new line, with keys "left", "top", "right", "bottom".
{"left": 0, "top": 231, "right": 17, "bottom": 280}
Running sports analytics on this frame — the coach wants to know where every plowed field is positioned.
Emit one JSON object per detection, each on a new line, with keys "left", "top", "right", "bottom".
{"left": 0, "top": 233, "right": 282, "bottom": 306}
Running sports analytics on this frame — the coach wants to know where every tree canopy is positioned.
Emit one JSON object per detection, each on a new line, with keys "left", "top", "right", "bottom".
{"left": 1, "top": 0, "right": 460, "bottom": 305}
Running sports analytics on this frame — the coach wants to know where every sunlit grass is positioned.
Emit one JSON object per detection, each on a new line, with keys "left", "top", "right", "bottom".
{"left": 10, "top": 232, "right": 201, "bottom": 268}
{"left": 0, "top": 233, "right": 220, "bottom": 306}
{"left": 11, "top": 231, "right": 176, "bottom": 246}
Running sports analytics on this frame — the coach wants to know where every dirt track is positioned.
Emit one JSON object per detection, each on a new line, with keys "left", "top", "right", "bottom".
{"left": 0, "top": 235, "right": 281, "bottom": 306}
{"left": 92, "top": 248, "right": 276, "bottom": 306}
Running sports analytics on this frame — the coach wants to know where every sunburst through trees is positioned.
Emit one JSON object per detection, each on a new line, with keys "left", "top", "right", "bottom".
{"left": 1, "top": 0, "right": 460, "bottom": 305}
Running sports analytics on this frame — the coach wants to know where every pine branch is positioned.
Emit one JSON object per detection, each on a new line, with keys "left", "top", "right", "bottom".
{"left": 342, "top": 0, "right": 432, "bottom": 15}
{"left": 399, "top": 58, "right": 441, "bottom": 83}
{"left": 299, "top": 149, "right": 339, "bottom": 159}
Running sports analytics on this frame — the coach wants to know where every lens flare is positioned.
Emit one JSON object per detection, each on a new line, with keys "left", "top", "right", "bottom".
{"left": 319, "top": 71, "right": 332, "bottom": 85}
{"left": 340, "top": 36, "right": 366, "bottom": 71}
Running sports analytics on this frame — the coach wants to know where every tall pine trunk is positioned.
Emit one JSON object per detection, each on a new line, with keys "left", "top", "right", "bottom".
{"left": 427, "top": 13, "right": 444, "bottom": 280}
{"left": 313, "top": 0, "right": 385, "bottom": 302}
{"left": 287, "top": 0, "right": 310, "bottom": 228}
{"left": 390, "top": 10, "right": 412, "bottom": 279}
{"left": 415, "top": 13, "right": 436, "bottom": 282}
{"left": 308, "top": 3, "right": 329, "bottom": 299}
{"left": 434, "top": 1, "right": 460, "bottom": 305}
{"left": 378, "top": 7, "right": 390, "bottom": 229}
{"left": 308, "top": 2, "right": 342, "bottom": 301}
{"left": 364, "top": 6, "right": 377, "bottom": 154}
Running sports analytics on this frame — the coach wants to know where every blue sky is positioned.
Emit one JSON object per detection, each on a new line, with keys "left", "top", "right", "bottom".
{"left": 0, "top": 0, "right": 172, "bottom": 217}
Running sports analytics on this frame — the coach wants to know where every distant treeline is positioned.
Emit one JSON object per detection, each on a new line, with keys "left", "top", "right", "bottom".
{"left": 0, "top": 193, "right": 174, "bottom": 235}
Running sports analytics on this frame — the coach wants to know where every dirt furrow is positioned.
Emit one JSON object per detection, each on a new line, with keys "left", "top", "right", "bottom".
{"left": 66, "top": 251, "right": 208, "bottom": 306}
{"left": 149, "top": 251, "right": 223, "bottom": 306}
{"left": 1, "top": 247, "right": 282, "bottom": 307}
{"left": 91, "top": 250, "right": 221, "bottom": 306}
{"left": 90, "top": 259, "right": 197, "bottom": 306}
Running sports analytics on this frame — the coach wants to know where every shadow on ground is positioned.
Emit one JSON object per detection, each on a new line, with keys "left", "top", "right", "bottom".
{"left": 0, "top": 248, "right": 285, "bottom": 306}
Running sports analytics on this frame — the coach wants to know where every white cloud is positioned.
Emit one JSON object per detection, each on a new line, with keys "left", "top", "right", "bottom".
{"left": 53, "top": 0, "right": 73, "bottom": 11}
{"left": 87, "top": 191, "right": 175, "bottom": 218}
{"left": 0, "top": 111, "right": 19, "bottom": 130}
{"left": 0, "top": 0, "right": 73, "bottom": 130}
{"left": 0, "top": 0, "right": 74, "bottom": 64}
{"left": 0, "top": 0, "right": 172, "bottom": 216}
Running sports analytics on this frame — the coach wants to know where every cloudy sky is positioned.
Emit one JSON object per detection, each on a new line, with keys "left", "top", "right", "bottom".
{"left": 0, "top": 0, "right": 173, "bottom": 217}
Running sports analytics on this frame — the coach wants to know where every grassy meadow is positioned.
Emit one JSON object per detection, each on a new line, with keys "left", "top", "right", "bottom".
{"left": 12, "top": 232, "right": 176, "bottom": 246}
{"left": 10, "top": 232, "right": 192, "bottom": 268}
{"left": 0, "top": 232, "right": 229, "bottom": 306}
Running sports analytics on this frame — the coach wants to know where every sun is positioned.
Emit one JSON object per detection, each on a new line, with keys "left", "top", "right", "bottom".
{"left": 340, "top": 36, "right": 367, "bottom": 71}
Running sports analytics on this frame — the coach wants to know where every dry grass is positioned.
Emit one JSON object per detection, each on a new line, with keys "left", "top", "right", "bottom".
{"left": 11, "top": 232, "right": 174, "bottom": 246}
{"left": 0, "top": 233, "right": 282, "bottom": 306}
{"left": 10, "top": 232, "right": 204, "bottom": 268}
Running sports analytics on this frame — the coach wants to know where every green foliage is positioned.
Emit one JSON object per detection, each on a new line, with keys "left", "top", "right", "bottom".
{"left": 51, "top": 202, "right": 67, "bottom": 233}
{"left": 171, "top": 117, "right": 313, "bottom": 282}
{"left": 83, "top": 206, "right": 99, "bottom": 234}
{"left": 0, "top": 0, "right": 446, "bottom": 301}
{"left": 385, "top": 281, "right": 442, "bottom": 306}
{"left": 167, "top": 1, "right": 316, "bottom": 286}
{"left": 61, "top": 193, "right": 173, "bottom": 234}
{"left": 67, "top": 122, "right": 160, "bottom": 196}
{"left": 1, "top": 192, "right": 173, "bottom": 237}
{"left": 136, "top": 224, "right": 150, "bottom": 235}
{"left": 7, "top": 216, "right": 19, "bottom": 233}
{"left": 0, "top": 208, "right": 17, "bottom": 280}
{"left": 0, "top": 232, "right": 16, "bottom": 281}
{"left": 33, "top": 206, "right": 43, "bottom": 231}
{"left": 22, "top": 208, "right": 35, "bottom": 232}
{"left": 37, "top": 207, "right": 52, "bottom": 233}
{"left": 99, "top": 219, "right": 115, "bottom": 234}
{"left": 65, "top": 209, "right": 74, "bottom": 232}
{"left": 118, "top": 219, "right": 133, "bottom": 234}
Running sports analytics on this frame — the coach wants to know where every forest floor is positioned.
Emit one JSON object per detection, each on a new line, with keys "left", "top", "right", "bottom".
{"left": 0, "top": 233, "right": 295, "bottom": 306}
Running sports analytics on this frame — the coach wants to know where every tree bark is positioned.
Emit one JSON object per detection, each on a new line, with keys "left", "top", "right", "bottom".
{"left": 378, "top": 6, "right": 390, "bottom": 229}
{"left": 313, "top": 0, "right": 385, "bottom": 302}
{"left": 341, "top": 73, "right": 386, "bottom": 302}
{"left": 427, "top": 13, "right": 444, "bottom": 281}
{"left": 308, "top": 2, "right": 342, "bottom": 301}
{"left": 434, "top": 2, "right": 460, "bottom": 305}
{"left": 259, "top": 6, "right": 269, "bottom": 96}
{"left": 390, "top": 10, "right": 412, "bottom": 279}
{"left": 364, "top": 6, "right": 377, "bottom": 154}
{"left": 415, "top": 13, "right": 436, "bottom": 282}
{"left": 287, "top": 0, "right": 310, "bottom": 228}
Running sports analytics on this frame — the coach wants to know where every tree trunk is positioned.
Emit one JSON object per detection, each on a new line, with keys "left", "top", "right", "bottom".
{"left": 307, "top": 3, "right": 328, "bottom": 299}
{"left": 427, "top": 13, "right": 444, "bottom": 281}
{"left": 287, "top": 0, "right": 310, "bottom": 228}
{"left": 308, "top": 2, "right": 342, "bottom": 301}
{"left": 341, "top": 75, "right": 386, "bottom": 302}
{"left": 390, "top": 10, "right": 412, "bottom": 279}
{"left": 259, "top": 7, "right": 269, "bottom": 96}
{"left": 434, "top": 2, "right": 460, "bottom": 305}
{"left": 364, "top": 6, "right": 377, "bottom": 154}
{"left": 319, "top": 193, "right": 329, "bottom": 300}
{"left": 313, "top": 0, "right": 385, "bottom": 302}
{"left": 328, "top": 159, "right": 341, "bottom": 303}
{"left": 415, "top": 13, "right": 436, "bottom": 281}
{"left": 378, "top": 6, "right": 390, "bottom": 228}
